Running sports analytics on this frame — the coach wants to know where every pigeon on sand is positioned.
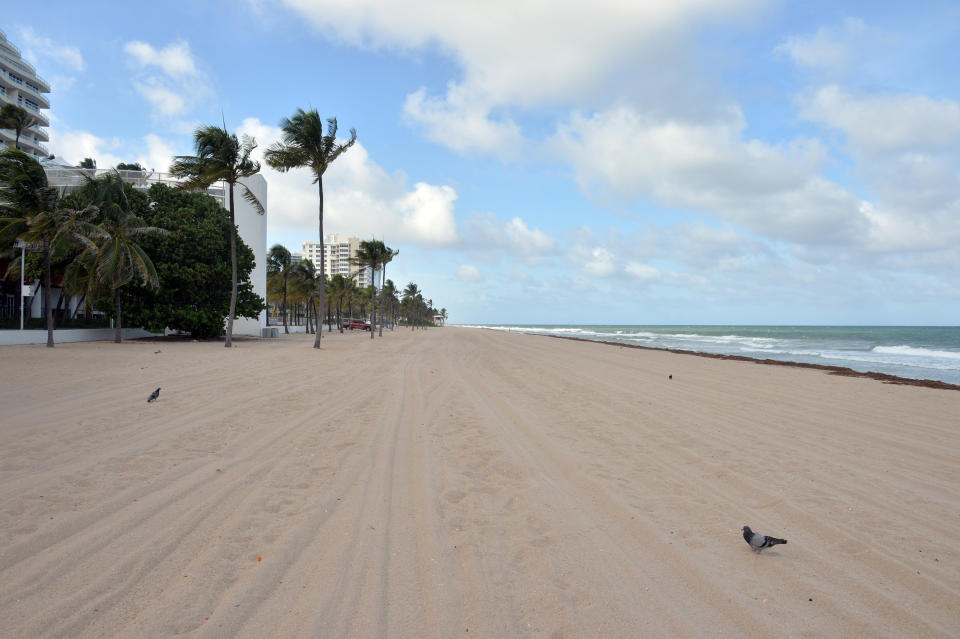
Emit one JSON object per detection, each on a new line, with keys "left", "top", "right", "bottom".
{"left": 742, "top": 525, "right": 787, "bottom": 552}
{"left": 147, "top": 388, "right": 161, "bottom": 403}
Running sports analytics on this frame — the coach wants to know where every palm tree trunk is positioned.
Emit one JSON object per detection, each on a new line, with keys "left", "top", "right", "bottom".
{"left": 370, "top": 264, "right": 376, "bottom": 340}
{"left": 114, "top": 288, "right": 123, "bottom": 343}
{"left": 44, "top": 247, "right": 54, "bottom": 347}
{"left": 225, "top": 183, "right": 238, "bottom": 348}
{"left": 313, "top": 177, "right": 324, "bottom": 349}
{"left": 282, "top": 273, "right": 289, "bottom": 334}
{"left": 70, "top": 293, "right": 86, "bottom": 320}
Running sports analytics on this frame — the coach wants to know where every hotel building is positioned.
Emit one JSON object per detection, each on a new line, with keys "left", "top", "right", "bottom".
{"left": 302, "top": 235, "right": 372, "bottom": 288}
{"left": 0, "top": 28, "right": 50, "bottom": 160}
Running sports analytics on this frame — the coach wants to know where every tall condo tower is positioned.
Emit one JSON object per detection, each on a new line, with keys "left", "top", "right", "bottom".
{"left": 0, "top": 28, "right": 51, "bottom": 159}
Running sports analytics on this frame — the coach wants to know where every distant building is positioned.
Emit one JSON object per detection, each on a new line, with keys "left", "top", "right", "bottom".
{"left": 289, "top": 252, "right": 302, "bottom": 267}
{"left": 302, "top": 235, "right": 372, "bottom": 288}
{"left": 0, "top": 28, "right": 51, "bottom": 160}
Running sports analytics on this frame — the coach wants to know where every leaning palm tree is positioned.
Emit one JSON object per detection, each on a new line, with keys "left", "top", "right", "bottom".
{"left": 0, "top": 149, "right": 99, "bottom": 346}
{"left": 74, "top": 173, "right": 168, "bottom": 342}
{"left": 0, "top": 104, "right": 39, "bottom": 151}
{"left": 264, "top": 109, "right": 356, "bottom": 349}
{"left": 267, "top": 243, "right": 292, "bottom": 334}
{"left": 170, "top": 125, "right": 264, "bottom": 347}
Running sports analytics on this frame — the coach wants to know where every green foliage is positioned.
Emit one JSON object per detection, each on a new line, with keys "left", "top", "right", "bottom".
{"left": 78, "top": 158, "right": 96, "bottom": 169}
{"left": 119, "top": 184, "right": 265, "bottom": 338}
{"left": 116, "top": 162, "right": 145, "bottom": 171}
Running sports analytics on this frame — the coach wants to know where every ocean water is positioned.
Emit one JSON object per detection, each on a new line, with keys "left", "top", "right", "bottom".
{"left": 465, "top": 325, "right": 960, "bottom": 386}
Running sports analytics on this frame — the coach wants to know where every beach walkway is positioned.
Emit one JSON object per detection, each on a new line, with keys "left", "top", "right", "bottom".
{"left": 1, "top": 327, "right": 958, "bottom": 637}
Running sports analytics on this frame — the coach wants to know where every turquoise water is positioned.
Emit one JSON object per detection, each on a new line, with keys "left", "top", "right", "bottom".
{"left": 466, "top": 325, "right": 960, "bottom": 386}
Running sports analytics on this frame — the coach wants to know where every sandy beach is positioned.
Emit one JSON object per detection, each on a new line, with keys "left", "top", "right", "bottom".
{"left": 1, "top": 326, "right": 958, "bottom": 638}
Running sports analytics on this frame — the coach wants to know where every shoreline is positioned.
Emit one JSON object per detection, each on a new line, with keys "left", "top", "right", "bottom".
{"left": 533, "top": 332, "right": 960, "bottom": 391}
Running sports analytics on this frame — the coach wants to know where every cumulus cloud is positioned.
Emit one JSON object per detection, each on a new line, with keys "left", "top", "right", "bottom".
{"left": 463, "top": 213, "right": 557, "bottom": 261}
{"left": 124, "top": 39, "right": 209, "bottom": 121}
{"left": 774, "top": 17, "right": 868, "bottom": 71}
{"left": 456, "top": 264, "right": 483, "bottom": 282}
{"left": 124, "top": 40, "right": 198, "bottom": 76}
{"left": 625, "top": 262, "right": 661, "bottom": 282}
{"left": 235, "top": 117, "right": 460, "bottom": 247}
{"left": 47, "top": 126, "right": 181, "bottom": 172}
{"left": 18, "top": 27, "right": 85, "bottom": 72}
{"left": 552, "top": 105, "right": 868, "bottom": 244}
{"left": 281, "top": 0, "right": 762, "bottom": 153}
{"left": 798, "top": 85, "right": 960, "bottom": 154}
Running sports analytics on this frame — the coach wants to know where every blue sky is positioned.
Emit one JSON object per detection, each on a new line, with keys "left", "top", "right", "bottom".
{"left": 5, "top": 1, "right": 959, "bottom": 325}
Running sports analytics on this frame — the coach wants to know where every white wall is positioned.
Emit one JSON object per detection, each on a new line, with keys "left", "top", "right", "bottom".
{"left": 231, "top": 174, "right": 268, "bottom": 336}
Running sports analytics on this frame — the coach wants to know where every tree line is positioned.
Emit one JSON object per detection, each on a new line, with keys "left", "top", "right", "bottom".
{"left": 267, "top": 240, "right": 446, "bottom": 336}
{"left": 1, "top": 106, "right": 448, "bottom": 346}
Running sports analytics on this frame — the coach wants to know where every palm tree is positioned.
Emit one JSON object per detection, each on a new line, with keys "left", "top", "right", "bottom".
{"left": 326, "top": 273, "right": 349, "bottom": 332}
{"left": 0, "top": 149, "right": 99, "bottom": 346}
{"left": 440, "top": 308, "right": 448, "bottom": 326}
{"left": 267, "top": 244, "right": 292, "bottom": 334}
{"left": 402, "top": 282, "right": 421, "bottom": 330}
{"left": 170, "top": 125, "right": 264, "bottom": 347}
{"left": 75, "top": 173, "right": 167, "bottom": 343}
{"left": 290, "top": 259, "right": 320, "bottom": 334}
{"left": 380, "top": 278, "right": 398, "bottom": 331}
{"left": 378, "top": 245, "right": 398, "bottom": 336}
{"left": 0, "top": 104, "right": 39, "bottom": 151}
{"left": 350, "top": 239, "right": 389, "bottom": 340}
{"left": 264, "top": 109, "right": 356, "bottom": 349}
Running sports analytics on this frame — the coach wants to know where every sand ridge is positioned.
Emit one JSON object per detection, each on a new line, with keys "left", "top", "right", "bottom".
{"left": 1, "top": 327, "right": 958, "bottom": 637}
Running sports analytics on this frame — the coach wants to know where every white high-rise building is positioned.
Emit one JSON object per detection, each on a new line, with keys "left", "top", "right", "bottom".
{"left": 302, "top": 235, "right": 372, "bottom": 288}
{"left": 0, "top": 29, "right": 50, "bottom": 160}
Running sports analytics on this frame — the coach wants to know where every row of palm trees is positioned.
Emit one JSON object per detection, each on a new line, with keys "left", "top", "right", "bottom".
{"left": 171, "top": 108, "right": 356, "bottom": 349}
{"left": 266, "top": 239, "right": 446, "bottom": 337}
{"left": 0, "top": 149, "right": 166, "bottom": 346}
{"left": 3, "top": 104, "right": 449, "bottom": 347}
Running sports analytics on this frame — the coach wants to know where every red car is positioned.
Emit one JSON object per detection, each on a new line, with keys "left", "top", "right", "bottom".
{"left": 343, "top": 319, "right": 372, "bottom": 330}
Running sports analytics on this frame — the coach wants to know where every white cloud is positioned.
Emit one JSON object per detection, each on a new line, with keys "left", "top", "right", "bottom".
{"left": 235, "top": 117, "right": 460, "bottom": 247}
{"left": 504, "top": 217, "right": 556, "bottom": 254}
{"left": 456, "top": 264, "right": 483, "bottom": 282}
{"left": 133, "top": 82, "right": 187, "bottom": 118}
{"left": 123, "top": 39, "right": 208, "bottom": 121}
{"left": 18, "top": 27, "right": 85, "bottom": 72}
{"left": 799, "top": 85, "right": 960, "bottom": 154}
{"left": 123, "top": 40, "right": 198, "bottom": 77}
{"left": 552, "top": 105, "right": 868, "bottom": 244}
{"left": 48, "top": 129, "right": 123, "bottom": 168}
{"left": 625, "top": 262, "right": 661, "bottom": 281}
{"left": 140, "top": 134, "right": 176, "bottom": 173}
{"left": 464, "top": 213, "right": 557, "bottom": 261}
{"left": 774, "top": 17, "right": 867, "bottom": 70}
{"left": 281, "top": 0, "right": 762, "bottom": 153}
{"left": 404, "top": 86, "right": 523, "bottom": 157}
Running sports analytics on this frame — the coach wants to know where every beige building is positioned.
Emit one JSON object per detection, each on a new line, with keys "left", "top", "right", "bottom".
{"left": 302, "top": 235, "right": 372, "bottom": 287}
{"left": 0, "top": 28, "right": 51, "bottom": 160}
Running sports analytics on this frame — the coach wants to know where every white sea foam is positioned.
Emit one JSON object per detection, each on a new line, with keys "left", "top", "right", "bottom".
{"left": 873, "top": 345, "right": 960, "bottom": 360}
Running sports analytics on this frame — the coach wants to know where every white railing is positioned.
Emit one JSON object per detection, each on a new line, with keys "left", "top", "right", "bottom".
{"left": 43, "top": 167, "right": 226, "bottom": 205}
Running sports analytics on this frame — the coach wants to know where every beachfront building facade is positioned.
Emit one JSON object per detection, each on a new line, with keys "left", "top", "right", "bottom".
{"left": 0, "top": 28, "right": 51, "bottom": 160}
{"left": 302, "top": 235, "right": 372, "bottom": 288}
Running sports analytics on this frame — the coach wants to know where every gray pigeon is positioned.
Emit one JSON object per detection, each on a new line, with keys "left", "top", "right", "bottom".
{"left": 147, "top": 387, "right": 161, "bottom": 403}
{"left": 742, "top": 525, "right": 787, "bottom": 552}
